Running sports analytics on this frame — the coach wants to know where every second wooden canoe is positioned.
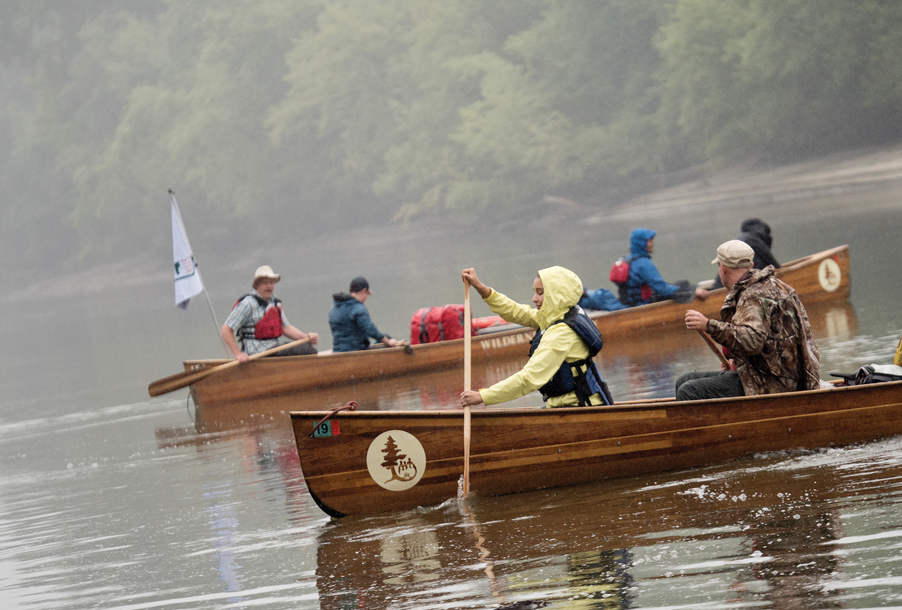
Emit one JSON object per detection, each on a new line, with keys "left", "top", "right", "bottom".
{"left": 155, "top": 245, "right": 851, "bottom": 406}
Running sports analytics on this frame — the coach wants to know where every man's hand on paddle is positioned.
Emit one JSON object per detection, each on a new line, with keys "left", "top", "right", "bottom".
{"left": 684, "top": 309, "right": 709, "bottom": 332}
{"left": 285, "top": 325, "right": 318, "bottom": 345}
{"left": 686, "top": 310, "right": 735, "bottom": 371}
{"left": 461, "top": 268, "right": 492, "bottom": 299}
{"left": 460, "top": 390, "right": 484, "bottom": 407}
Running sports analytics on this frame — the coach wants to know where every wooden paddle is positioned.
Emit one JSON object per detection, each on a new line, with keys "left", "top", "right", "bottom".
{"left": 462, "top": 281, "right": 472, "bottom": 496}
{"left": 148, "top": 337, "right": 311, "bottom": 397}
{"left": 697, "top": 330, "right": 731, "bottom": 369}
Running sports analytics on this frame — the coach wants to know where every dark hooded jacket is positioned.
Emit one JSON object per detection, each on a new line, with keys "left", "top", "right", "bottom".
{"left": 713, "top": 218, "right": 780, "bottom": 289}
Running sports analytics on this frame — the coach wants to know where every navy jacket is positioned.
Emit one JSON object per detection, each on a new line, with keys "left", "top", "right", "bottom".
{"left": 328, "top": 293, "right": 386, "bottom": 352}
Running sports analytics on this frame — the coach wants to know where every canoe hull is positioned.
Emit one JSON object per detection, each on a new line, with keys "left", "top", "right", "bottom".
{"left": 290, "top": 380, "right": 902, "bottom": 517}
{"left": 175, "top": 245, "right": 850, "bottom": 407}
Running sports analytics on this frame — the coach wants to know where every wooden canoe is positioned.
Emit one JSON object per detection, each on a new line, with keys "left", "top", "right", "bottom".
{"left": 290, "top": 379, "right": 902, "bottom": 518}
{"left": 180, "top": 299, "right": 856, "bottom": 434}
{"left": 153, "top": 245, "right": 850, "bottom": 406}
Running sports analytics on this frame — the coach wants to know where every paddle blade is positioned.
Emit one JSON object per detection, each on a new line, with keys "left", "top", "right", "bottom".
{"left": 148, "top": 366, "right": 217, "bottom": 396}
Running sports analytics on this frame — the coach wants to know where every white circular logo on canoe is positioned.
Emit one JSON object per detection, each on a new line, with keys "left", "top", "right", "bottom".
{"left": 367, "top": 430, "right": 426, "bottom": 491}
{"left": 818, "top": 258, "right": 842, "bottom": 293}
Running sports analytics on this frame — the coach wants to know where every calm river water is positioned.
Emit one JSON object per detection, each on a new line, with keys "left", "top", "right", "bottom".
{"left": 2, "top": 183, "right": 902, "bottom": 609}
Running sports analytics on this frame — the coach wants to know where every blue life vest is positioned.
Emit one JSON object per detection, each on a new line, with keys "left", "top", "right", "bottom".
{"left": 528, "top": 306, "right": 614, "bottom": 406}
{"left": 621, "top": 254, "right": 653, "bottom": 307}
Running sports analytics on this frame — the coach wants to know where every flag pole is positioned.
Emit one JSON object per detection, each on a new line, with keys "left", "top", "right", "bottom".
{"left": 203, "top": 284, "right": 230, "bottom": 359}
{"left": 170, "top": 189, "right": 231, "bottom": 358}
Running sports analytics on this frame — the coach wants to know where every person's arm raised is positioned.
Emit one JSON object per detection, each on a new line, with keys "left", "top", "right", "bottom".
{"left": 461, "top": 268, "right": 492, "bottom": 299}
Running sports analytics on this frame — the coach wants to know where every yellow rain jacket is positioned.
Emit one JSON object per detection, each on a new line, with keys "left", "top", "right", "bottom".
{"left": 479, "top": 266, "right": 604, "bottom": 407}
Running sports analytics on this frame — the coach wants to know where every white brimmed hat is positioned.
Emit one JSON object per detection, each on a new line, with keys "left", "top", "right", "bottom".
{"left": 252, "top": 265, "right": 281, "bottom": 284}
{"left": 712, "top": 240, "right": 755, "bottom": 269}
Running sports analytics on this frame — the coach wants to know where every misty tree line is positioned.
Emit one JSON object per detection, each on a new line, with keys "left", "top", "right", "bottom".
{"left": 2, "top": 0, "right": 902, "bottom": 274}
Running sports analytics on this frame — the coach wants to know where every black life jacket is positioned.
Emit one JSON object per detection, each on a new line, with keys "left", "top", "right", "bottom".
{"left": 233, "top": 294, "right": 283, "bottom": 345}
{"left": 528, "top": 306, "right": 613, "bottom": 406}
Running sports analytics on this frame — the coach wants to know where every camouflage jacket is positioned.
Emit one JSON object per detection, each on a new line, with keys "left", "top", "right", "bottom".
{"left": 707, "top": 266, "right": 820, "bottom": 395}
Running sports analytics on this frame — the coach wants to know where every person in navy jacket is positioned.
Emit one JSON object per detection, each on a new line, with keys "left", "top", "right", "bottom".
{"left": 328, "top": 276, "right": 399, "bottom": 352}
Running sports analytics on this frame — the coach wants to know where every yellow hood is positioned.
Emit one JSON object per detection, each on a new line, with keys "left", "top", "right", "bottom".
{"left": 536, "top": 266, "right": 583, "bottom": 329}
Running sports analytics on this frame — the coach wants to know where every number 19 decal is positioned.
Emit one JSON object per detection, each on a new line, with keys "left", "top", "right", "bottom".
{"left": 313, "top": 420, "right": 341, "bottom": 437}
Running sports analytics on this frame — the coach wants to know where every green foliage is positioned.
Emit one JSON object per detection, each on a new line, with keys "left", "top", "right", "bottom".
{"left": 860, "top": 2, "right": 902, "bottom": 108}
{"left": 2, "top": 0, "right": 902, "bottom": 275}
{"left": 57, "top": 2, "right": 324, "bottom": 257}
{"left": 656, "top": 0, "right": 902, "bottom": 162}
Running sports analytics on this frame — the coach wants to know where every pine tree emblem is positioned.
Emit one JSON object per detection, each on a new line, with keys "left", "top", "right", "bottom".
{"left": 380, "top": 435, "right": 418, "bottom": 483}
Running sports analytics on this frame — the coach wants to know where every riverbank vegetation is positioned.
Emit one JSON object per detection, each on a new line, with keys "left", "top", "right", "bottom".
{"left": 2, "top": 0, "right": 902, "bottom": 274}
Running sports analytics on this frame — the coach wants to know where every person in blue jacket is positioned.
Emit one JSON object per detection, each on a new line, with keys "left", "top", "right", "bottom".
{"left": 328, "top": 276, "right": 399, "bottom": 352}
{"left": 620, "top": 228, "right": 708, "bottom": 307}
{"left": 578, "top": 287, "right": 627, "bottom": 312}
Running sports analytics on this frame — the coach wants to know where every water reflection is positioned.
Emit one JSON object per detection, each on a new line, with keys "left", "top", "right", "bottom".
{"left": 205, "top": 487, "right": 248, "bottom": 603}
{"left": 498, "top": 549, "right": 635, "bottom": 609}
{"left": 304, "top": 435, "right": 902, "bottom": 609}
{"left": 379, "top": 518, "right": 442, "bottom": 585}
{"left": 734, "top": 506, "right": 844, "bottom": 609}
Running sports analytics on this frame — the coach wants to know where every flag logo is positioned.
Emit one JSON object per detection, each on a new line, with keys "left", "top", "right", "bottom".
{"left": 171, "top": 193, "right": 204, "bottom": 309}
{"left": 175, "top": 256, "right": 196, "bottom": 279}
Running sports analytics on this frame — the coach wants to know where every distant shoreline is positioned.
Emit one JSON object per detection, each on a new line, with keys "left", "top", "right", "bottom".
{"left": 606, "top": 143, "right": 902, "bottom": 219}
{"left": 10, "top": 142, "right": 902, "bottom": 303}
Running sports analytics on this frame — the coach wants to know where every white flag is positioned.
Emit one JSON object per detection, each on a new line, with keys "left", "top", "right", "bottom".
{"left": 171, "top": 193, "right": 204, "bottom": 310}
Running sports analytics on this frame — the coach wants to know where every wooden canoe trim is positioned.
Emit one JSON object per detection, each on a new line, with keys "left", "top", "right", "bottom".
{"left": 290, "top": 380, "right": 902, "bottom": 517}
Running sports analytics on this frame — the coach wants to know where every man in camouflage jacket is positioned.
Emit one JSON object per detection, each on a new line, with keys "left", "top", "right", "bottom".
{"left": 676, "top": 240, "right": 820, "bottom": 400}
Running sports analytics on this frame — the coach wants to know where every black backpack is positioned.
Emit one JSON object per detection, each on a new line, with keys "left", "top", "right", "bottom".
{"left": 831, "top": 364, "right": 902, "bottom": 386}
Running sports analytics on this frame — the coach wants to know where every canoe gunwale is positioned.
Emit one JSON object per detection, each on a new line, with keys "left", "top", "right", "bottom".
{"left": 290, "top": 379, "right": 902, "bottom": 517}
{"left": 288, "top": 377, "right": 869, "bottom": 420}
